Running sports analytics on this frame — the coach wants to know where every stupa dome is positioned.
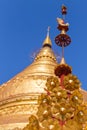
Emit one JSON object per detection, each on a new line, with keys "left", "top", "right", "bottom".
{"left": 0, "top": 43, "right": 57, "bottom": 101}
{"left": 0, "top": 32, "right": 87, "bottom": 130}
{"left": 0, "top": 34, "right": 58, "bottom": 130}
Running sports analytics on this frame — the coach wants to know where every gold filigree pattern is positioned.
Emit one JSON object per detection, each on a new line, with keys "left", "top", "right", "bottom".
{"left": 0, "top": 104, "right": 38, "bottom": 116}
{"left": 23, "top": 74, "right": 87, "bottom": 130}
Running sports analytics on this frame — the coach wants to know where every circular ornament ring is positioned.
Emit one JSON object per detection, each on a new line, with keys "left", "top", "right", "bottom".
{"left": 55, "top": 34, "right": 71, "bottom": 47}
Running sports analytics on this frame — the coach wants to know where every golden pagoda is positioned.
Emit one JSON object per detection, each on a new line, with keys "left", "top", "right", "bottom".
{"left": 0, "top": 29, "right": 58, "bottom": 130}
{"left": 0, "top": 5, "right": 87, "bottom": 130}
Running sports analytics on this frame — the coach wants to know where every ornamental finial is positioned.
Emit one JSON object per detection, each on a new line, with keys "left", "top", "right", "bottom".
{"left": 62, "top": 5, "right": 67, "bottom": 15}
{"left": 55, "top": 5, "right": 71, "bottom": 47}
{"left": 43, "top": 26, "right": 52, "bottom": 47}
{"left": 55, "top": 5, "right": 71, "bottom": 59}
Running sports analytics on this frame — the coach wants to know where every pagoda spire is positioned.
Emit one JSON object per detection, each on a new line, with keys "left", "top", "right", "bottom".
{"left": 55, "top": 5, "right": 72, "bottom": 77}
{"left": 55, "top": 5, "right": 71, "bottom": 63}
{"left": 43, "top": 27, "right": 52, "bottom": 47}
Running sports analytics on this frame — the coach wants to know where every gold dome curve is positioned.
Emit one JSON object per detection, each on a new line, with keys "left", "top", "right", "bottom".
{"left": 0, "top": 46, "right": 57, "bottom": 101}
{"left": 0, "top": 35, "right": 58, "bottom": 130}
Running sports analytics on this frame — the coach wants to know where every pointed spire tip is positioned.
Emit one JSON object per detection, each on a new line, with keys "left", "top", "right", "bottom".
{"left": 43, "top": 27, "right": 52, "bottom": 47}
{"left": 60, "top": 57, "right": 66, "bottom": 64}
{"left": 47, "top": 26, "right": 50, "bottom": 37}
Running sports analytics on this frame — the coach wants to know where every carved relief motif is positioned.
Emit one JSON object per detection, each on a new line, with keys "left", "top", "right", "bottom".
{"left": 0, "top": 104, "right": 38, "bottom": 116}
{"left": 33, "top": 75, "right": 48, "bottom": 87}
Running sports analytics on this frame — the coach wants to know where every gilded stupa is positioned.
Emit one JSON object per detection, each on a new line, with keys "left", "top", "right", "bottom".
{"left": 0, "top": 29, "right": 58, "bottom": 130}
{"left": 0, "top": 5, "right": 87, "bottom": 130}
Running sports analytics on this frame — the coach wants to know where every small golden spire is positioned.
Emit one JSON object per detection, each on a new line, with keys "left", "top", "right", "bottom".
{"left": 43, "top": 27, "right": 52, "bottom": 47}
{"left": 60, "top": 57, "right": 66, "bottom": 64}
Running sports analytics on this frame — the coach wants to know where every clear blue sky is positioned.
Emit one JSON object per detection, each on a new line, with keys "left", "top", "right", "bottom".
{"left": 0, "top": 0, "right": 87, "bottom": 90}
